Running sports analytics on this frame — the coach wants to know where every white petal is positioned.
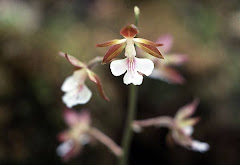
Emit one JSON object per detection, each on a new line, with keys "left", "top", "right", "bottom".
{"left": 123, "top": 71, "right": 143, "bottom": 85}
{"left": 61, "top": 76, "right": 78, "bottom": 92}
{"left": 135, "top": 58, "right": 154, "bottom": 76}
{"left": 183, "top": 126, "right": 194, "bottom": 136}
{"left": 61, "top": 70, "right": 87, "bottom": 92}
{"left": 56, "top": 140, "right": 74, "bottom": 157}
{"left": 191, "top": 140, "right": 210, "bottom": 152}
{"left": 110, "top": 58, "right": 127, "bottom": 76}
{"left": 62, "top": 84, "right": 92, "bottom": 108}
{"left": 79, "top": 134, "right": 90, "bottom": 145}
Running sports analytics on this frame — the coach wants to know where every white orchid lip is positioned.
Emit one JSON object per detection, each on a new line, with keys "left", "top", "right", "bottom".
{"left": 61, "top": 70, "right": 92, "bottom": 108}
{"left": 62, "top": 84, "right": 92, "bottom": 108}
{"left": 191, "top": 140, "right": 210, "bottom": 152}
{"left": 110, "top": 57, "right": 154, "bottom": 85}
{"left": 56, "top": 140, "right": 74, "bottom": 157}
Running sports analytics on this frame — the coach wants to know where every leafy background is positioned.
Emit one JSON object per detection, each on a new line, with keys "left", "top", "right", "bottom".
{"left": 0, "top": 0, "right": 240, "bottom": 164}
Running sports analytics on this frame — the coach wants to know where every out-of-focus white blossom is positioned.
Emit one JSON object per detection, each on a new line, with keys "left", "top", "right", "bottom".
{"left": 133, "top": 99, "right": 210, "bottom": 153}
{"left": 57, "top": 109, "right": 122, "bottom": 161}
{"left": 61, "top": 69, "right": 92, "bottom": 107}
{"left": 59, "top": 52, "right": 109, "bottom": 107}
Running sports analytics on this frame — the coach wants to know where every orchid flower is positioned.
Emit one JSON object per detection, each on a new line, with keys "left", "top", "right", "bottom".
{"left": 171, "top": 99, "right": 209, "bottom": 152}
{"left": 140, "top": 34, "right": 188, "bottom": 84}
{"left": 133, "top": 99, "right": 209, "bottom": 152}
{"left": 59, "top": 52, "right": 109, "bottom": 108}
{"left": 57, "top": 109, "right": 122, "bottom": 161}
{"left": 97, "top": 24, "right": 164, "bottom": 85}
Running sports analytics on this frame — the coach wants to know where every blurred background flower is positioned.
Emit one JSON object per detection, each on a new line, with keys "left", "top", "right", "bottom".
{"left": 57, "top": 109, "right": 122, "bottom": 161}
{"left": 1, "top": 0, "right": 240, "bottom": 164}
{"left": 133, "top": 99, "right": 209, "bottom": 153}
{"left": 140, "top": 34, "right": 187, "bottom": 84}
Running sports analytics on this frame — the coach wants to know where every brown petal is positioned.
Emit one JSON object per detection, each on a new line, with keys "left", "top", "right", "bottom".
{"left": 59, "top": 52, "right": 86, "bottom": 69}
{"left": 133, "top": 38, "right": 164, "bottom": 47}
{"left": 175, "top": 99, "right": 200, "bottom": 121}
{"left": 96, "top": 39, "right": 126, "bottom": 47}
{"left": 120, "top": 24, "right": 139, "bottom": 38}
{"left": 86, "top": 70, "right": 110, "bottom": 101}
{"left": 135, "top": 42, "right": 164, "bottom": 59}
{"left": 87, "top": 56, "right": 103, "bottom": 69}
{"left": 161, "top": 66, "right": 185, "bottom": 84}
{"left": 102, "top": 43, "right": 126, "bottom": 64}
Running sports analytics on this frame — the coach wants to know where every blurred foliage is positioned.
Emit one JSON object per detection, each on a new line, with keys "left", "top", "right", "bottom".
{"left": 1, "top": 0, "right": 240, "bottom": 164}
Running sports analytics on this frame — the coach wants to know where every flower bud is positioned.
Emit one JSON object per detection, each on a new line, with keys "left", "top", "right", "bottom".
{"left": 134, "top": 6, "right": 140, "bottom": 17}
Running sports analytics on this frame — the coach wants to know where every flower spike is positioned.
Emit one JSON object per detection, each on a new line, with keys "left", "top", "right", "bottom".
{"left": 59, "top": 52, "right": 109, "bottom": 107}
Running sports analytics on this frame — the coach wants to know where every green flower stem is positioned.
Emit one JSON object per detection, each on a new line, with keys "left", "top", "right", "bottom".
{"left": 119, "top": 7, "right": 140, "bottom": 165}
{"left": 119, "top": 84, "right": 138, "bottom": 165}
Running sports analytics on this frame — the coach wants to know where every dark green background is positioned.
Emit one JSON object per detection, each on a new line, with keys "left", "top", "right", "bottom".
{"left": 0, "top": 0, "right": 240, "bottom": 164}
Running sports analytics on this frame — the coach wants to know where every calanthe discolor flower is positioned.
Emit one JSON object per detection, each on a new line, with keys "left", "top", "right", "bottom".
{"left": 97, "top": 24, "right": 164, "bottom": 85}
{"left": 57, "top": 109, "right": 122, "bottom": 161}
{"left": 133, "top": 99, "right": 209, "bottom": 152}
{"left": 140, "top": 34, "right": 187, "bottom": 84}
{"left": 172, "top": 99, "right": 209, "bottom": 152}
{"left": 57, "top": 109, "right": 91, "bottom": 161}
{"left": 59, "top": 52, "right": 109, "bottom": 108}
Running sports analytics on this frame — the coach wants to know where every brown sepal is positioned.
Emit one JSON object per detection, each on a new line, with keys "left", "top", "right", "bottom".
{"left": 120, "top": 24, "right": 139, "bottom": 38}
